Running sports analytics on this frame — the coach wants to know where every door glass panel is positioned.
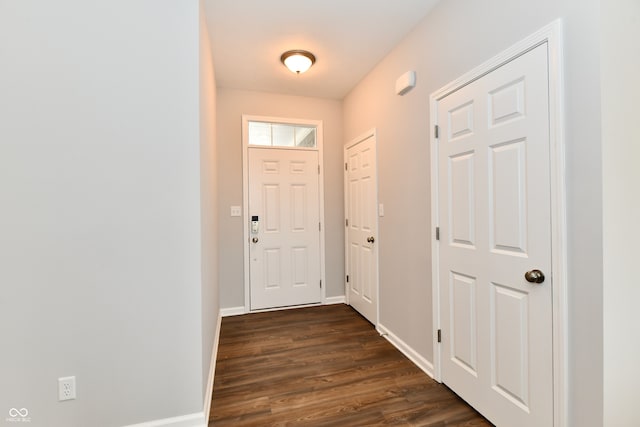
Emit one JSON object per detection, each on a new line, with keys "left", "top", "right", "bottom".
{"left": 248, "top": 122, "right": 271, "bottom": 146}
{"left": 248, "top": 121, "right": 316, "bottom": 148}
{"left": 272, "top": 124, "right": 295, "bottom": 147}
{"left": 295, "top": 127, "right": 316, "bottom": 147}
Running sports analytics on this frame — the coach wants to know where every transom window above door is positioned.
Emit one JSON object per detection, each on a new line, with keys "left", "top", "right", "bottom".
{"left": 248, "top": 121, "right": 317, "bottom": 148}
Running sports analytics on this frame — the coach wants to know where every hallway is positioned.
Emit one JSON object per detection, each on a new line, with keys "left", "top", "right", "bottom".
{"left": 210, "top": 305, "right": 491, "bottom": 426}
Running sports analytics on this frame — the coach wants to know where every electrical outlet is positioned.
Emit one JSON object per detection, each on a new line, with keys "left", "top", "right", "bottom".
{"left": 58, "top": 376, "right": 76, "bottom": 401}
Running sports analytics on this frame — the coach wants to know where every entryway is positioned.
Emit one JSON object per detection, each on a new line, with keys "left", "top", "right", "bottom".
{"left": 242, "top": 116, "right": 325, "bottom": 311}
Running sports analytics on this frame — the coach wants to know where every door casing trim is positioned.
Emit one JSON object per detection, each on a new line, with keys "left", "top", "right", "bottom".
{"left": 241, "top": 115, "right": 326, "bottom": 312}
{"left": 429, "top": 19, "right": 567, "bottom": 427}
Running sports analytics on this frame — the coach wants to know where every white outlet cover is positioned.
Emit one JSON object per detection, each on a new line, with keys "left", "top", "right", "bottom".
{"left": 58, "top": 376, "right": 76, "bottom": 401}
{"left": 230, "top": 206, "right": 242, "bottom": 217}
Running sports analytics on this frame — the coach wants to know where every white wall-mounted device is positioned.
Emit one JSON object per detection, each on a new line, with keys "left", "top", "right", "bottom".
{"left": 395, "top": 71, "right": 416, "bottom": 96}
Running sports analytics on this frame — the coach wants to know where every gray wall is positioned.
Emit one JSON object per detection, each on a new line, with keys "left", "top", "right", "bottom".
{"left": 0, "top": 1, "right": 218, "bottom": 425}
{"left": 217, "top": 89, "right": 344, "bottom": 308}
{"left": 199, "top": 2, "right": 220, "bottom": 402}
{"left": 602, "top": 0, "right": 640, "bottom": 425}
{"left": 343, "top": 0, "right": 602, "bottom": 425}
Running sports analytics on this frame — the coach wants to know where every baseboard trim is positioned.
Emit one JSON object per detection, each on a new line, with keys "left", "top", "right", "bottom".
{"left": 123, "top": 412, "right": 205, "bottom": 427}
{"left": 324, "top": 296, "right": 346, "bottom": 305}
{"left": 202, "top": 313, "right": 222, "bottom": 424}
{"left": 222, "top": 299, "right": 345, "bottom": 316}
{"left": 220, "top": 306, "right": 245, "bottom": 317}
{"left": 377, "top": 323, "right": 435, "bottom": 379}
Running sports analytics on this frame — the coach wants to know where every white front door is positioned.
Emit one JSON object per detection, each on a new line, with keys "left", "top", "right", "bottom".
{"left": 345, "top": 132, "right": 378, "bottom": 325}
{"left": 248, "top": 147, "right": 321, "bottom": 310}
{"left": 436, "top": 44, "right": 552, "bottom": 426}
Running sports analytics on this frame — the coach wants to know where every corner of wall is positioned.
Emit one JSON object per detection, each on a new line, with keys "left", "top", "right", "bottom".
{"left": 199, "top": 2, "right": 220, "bottom": 409}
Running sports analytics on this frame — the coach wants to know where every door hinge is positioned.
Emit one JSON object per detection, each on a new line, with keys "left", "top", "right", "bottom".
{"left": 436, "top": 227, "right": 440, "bottom": 241}
{"left": 345, "top": 162, "right": 348, "bottom": 171}
{"left": 319, "top": 222, "right": 321, "bottom": 231}
{"left": 318, "top": 164, "right": 320, "bottom": 174}
{"left": 346, "top": 275, "right": 350, "bottom": 283}
{"left": 434, "top": 125, "right": 440, "bottom": 138}
{"left": 320, "top": 280, "right": 322, "bottom": 288}
{"left": 346, "top": 218, "right": 349, "bottom": 227}
{"left": 437, "top": 329, "right": 442, "bottom": 343}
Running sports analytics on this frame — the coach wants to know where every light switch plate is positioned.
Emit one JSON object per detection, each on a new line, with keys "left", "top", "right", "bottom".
{"left": 230, "top": 206, "right": 242, "bottom": 217}
{"left": 378, "top": 203, "right": 385, "bottom": 217}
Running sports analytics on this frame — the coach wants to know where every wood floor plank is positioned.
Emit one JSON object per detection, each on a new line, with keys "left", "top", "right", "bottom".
{"left": 210, "top": 304, "right": 492, "bottom": 426}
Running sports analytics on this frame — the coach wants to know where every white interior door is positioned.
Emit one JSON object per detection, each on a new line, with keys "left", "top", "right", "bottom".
{"left": 249, "top": 147, "right": 321, "bottom": 310}
{"left": 345, "top": 133, "right": 378, "bottom": 325}
{"left": 436, "top": 44, "right": 553, "bottom": 427}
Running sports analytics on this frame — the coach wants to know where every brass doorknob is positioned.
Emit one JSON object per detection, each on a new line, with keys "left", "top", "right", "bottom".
{"left": 252, "top": 237, "right": 259, "bottom": 244}
{"left": 367, "top": 236, "right": 375, "bottom": 243}
{"left": 524, "top": 269, "right": 545, "bottom": 283}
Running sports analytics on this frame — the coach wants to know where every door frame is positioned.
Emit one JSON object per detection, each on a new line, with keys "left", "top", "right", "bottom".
{"left": 429, "top": 20, "right": 567, "bottom": 426}
{"left": 242, "top": 114, "right": 326, "bottom": 312}
{"left": 344, "top": 128, "right": 380, "bottom": 326}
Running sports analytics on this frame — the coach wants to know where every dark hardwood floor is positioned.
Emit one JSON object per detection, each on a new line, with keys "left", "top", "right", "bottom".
{"left": 210, "top": 304, "right": 492, "bottom": 426}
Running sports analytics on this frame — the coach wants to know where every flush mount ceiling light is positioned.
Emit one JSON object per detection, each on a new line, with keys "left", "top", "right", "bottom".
{"left": 280, "top": 50, "right": 316, "bottom": 74}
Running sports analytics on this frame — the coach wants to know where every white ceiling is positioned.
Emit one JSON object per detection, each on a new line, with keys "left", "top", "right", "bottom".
{"left": 203, "top": 0, "right": 440, "bottom": 100}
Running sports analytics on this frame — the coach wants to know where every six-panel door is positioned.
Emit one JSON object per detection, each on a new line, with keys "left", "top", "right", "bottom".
{"left": 437, "top": 44, "right": 553, "bottom": 427}
{"left": 249, "top": 148, "right": 321, "bottom": 310}
{"left": 346, "top": 135, "right": 378, "bottom": 325}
